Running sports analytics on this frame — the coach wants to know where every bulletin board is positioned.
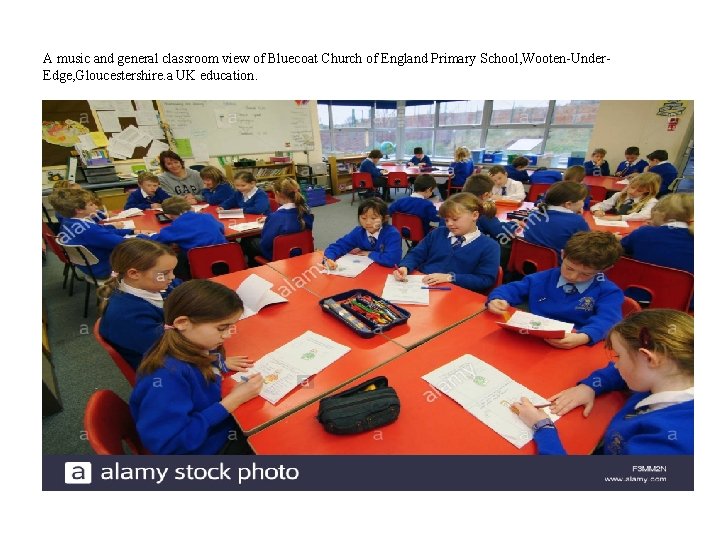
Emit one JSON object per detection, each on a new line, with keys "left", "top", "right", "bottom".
{"left": 88, "top": 100, "right": 166, "bottom": 160}
{"left": 42, "top": 100, "right": 99, "bottom": 167}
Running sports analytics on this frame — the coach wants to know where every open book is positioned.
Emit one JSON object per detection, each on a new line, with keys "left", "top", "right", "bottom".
{"left": 593, "top": 216, "right": 630, "bottom": 228}
{"left": 381, "top": 275, "right": 429, "bottom": 305}
{"left": 105, "top": 207, "right": 144, "bottom": 220}
{"left": 229, "top": 222, "right": 264, "bottom": 233}
{"left": 236, "top": 274, "right": 287, "bottom": 319}
{"left": 216, "top": 209, "right": 245, "bottom": 219}
{"left": 497, "top": 311, "right": 573, "bottom": 339}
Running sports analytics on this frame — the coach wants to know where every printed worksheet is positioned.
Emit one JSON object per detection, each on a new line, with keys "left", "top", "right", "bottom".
{"left": 229, "top": 222, "right": 264, "bottom": 233}
{"left": 381, "top": 275, "right": 430, "bottom": 305}
{"left": 321, "top": 254, "right": 374, "bottom": 278}
{"left": 105, "top": 208, "right": 144, "bottom": 220}
{"left": 232, "top": 331, "right": 351, "bottom": 404}
{"left": 422, "top": 354, "right": 559, "bottom": 448}
{"left": 503, "top": 311, "right": 573, "bottom": 332}
{"left": 593, "top": 216, "right": 630, "bottom": 228}
{"left": 217, "top": 209, "right": 245, "bottom": 219}
{"left": 235, "top": 273, "right": 286, "bottom": 319}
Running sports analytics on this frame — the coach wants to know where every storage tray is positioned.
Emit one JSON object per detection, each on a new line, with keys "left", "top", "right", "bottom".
{"left": 319, "top": 289, "right": 411, "bottom": 338}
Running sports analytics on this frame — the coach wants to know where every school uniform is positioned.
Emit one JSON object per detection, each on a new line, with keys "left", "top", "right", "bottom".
{"left": 583, "top": 160, "right": 611, "bottom": 177}
{"left": 149, "top": 211, "right": 227, "bottom": 253}
{"left": 258, "top": 204, "right": 315, "bottom": 260}
{"left": 487, "top": 267, "right": 624, "bottom": 345}
{"left": 477, "top": 216, "right": 518, "bottom": 242}
{"left": 389, "top": 193, "right": 439, "bottom": 234}
{"left": 324, "top": 223, "right": 402, "bottom": 268}
{"left": 490, "top": 178, "right": 526, "bottom": 202}
{"left": 449, "top": 160, "right": 475, "bottom": 188}
{"left": 399, "top": 227, "right": 500, "bottom": 292}
{"left": 649, "top": 161, "right": 679, "bottom": 197}
{"left": 533, "top": 363, "right": 694, "bottom": 455}
{"left": 522, "top": 206, "right": 590, "bottom": 257}
{"left": 220, "top": 186, "right": 271, "bottom": 215}
{"left": 58, "top": 218, "right": 134, "bottom": 277}
{"left": 130, "top": 356, "right": 237, "bottom": 454}
{"left": 504, "top": 165, "right": 531, "bottom": 184}
{"left": 124, "top": 187, "right": 171, "bottom": 210}
{"left": 529, "top": 170, "right": 562, "bottom": 184}
{"left": 408, "top": 155, "right": 432, "bottom": 167}
{"left": 201, "top": 182, "right": 234, "bottom": 206}
{"left": 615, "top": 159, "right": 648, "bottom": 177}
{"left": 590, "top": 192, "right": 658, "bottom": 221}
{"left": 359, "top": 158, "right": 390, "bottom": 199}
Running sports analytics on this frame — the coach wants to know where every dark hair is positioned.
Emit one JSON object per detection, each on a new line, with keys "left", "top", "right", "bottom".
{"left": 162, "top": 196, "right": 191, "bottom": 216}
{"left": 592, "top": 148, "right": 607, "bottom": 157}
{"left": 158, "top": 150, "right": 185, "bottom": 172}
{"left": 488, "top": 165, "right": 506, "bottom": 176}
{"left": 413, "top": 147, "right": 424, "bottom": 154}
{"left": 563, "top": 231, "right": 623, "bottom": 270}
{"left": 273, "top": 177, "right": 310, "bottom": 230}
{"left": 625, "top": 146, "right": 640, "bottom": 155}
{"left": 234, "top": 171, "right": 256, "bottom": 183}
{"left": 647, "top": 150, "right": 669, "bottom": 162}
{"left": 512, "top": 156, "right": 530, "bottom": 168}
{"left": 368, "top": 149, "right": 383, "bottom": 159}
{"left": 413, "top": 174, "right": 437, "bottom": 193}
{"left": 358, "top": 198, "right": 389, "bottom": 222}
{"left": 563, "top": 166, "right": 586, "bottom": 183}
{"left": 138, "top": 280, "right": 244, "bottom": 382}
{"left": 463, "top": 173, "right": 494, "bottom": 197}
{"left": 537, "top": 181, "right": 588, "bottom": 212}
{"left": 199, "top": 166, "right": 228, "bottom": 188}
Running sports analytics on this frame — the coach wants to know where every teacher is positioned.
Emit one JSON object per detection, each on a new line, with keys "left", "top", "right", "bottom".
{"left": 157, "top": 150, "right": 204, "bottom": 203}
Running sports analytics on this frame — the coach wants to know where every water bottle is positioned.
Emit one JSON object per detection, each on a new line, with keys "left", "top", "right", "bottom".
{"left": 447, "top": 166, "right": 454, "bottom": 177}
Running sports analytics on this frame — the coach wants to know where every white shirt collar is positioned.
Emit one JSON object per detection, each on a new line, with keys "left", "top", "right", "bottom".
{"left": 654, "top": 160, "right": 669, "bottom": 166}
{"left": 547, "top": 205, "right": 574, "bottom": 214}
{"left": 635, "top": 387, "right": 694, "bottom": 412}
{"left": 279, "top": 202, "right": 296, "bottom": 210}
{"left": 410, "top": 192, "right": 426, "bottom": 199}
{"left": 245, "top": 187, "right": 258, "bottom": 200}
{"left": 119, "top": 280, "right": 164, "bottom": 308}
{"left": 140, "top": 188, "right": 151, "bottom": 198}
{"left": 447, "top": 227, "right": 481, "bottom": 246}
{"left": 661, "top": 221, "right": 689, "bottom": 229}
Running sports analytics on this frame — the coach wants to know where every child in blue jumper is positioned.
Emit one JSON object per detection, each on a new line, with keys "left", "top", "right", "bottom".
{"left": 646, "top": 149, "right": 679, "bottom": 197}
{"left": 124, "top": 173, "right": 171, "bottom": 210}
{"left": 614, "top": 146, "right": 648, "bottom": 177}
{"left": 584, "top": 148, "right": 611, "bottom": 177}
{"left": 359, "top": 149, "right": 391, "bottom": 202}
{"left": 394, "top": 193, "right": 500, "bottom": 292}
{"left": 219, "top": 171, "right": 271, "bottom": 215}
{"left": 523, "top": 181, "right": 590, "bottom": 258}
{"left": 98, "top": 239, "right": 180, "bottom": 370}
{"left": 324, "top": 198, "right": 402, "bottom": 269}
{"left": 487, "top": 231, "right": 624, "bottom": 349}
{"left": 131, "top": 280, "right": 263, "bottom": 454}
{"left": 512, "top": 309, "right": 694, "bottom": 454}
{"left": 200, "top": 166, "right": 235, "bottom": 206}
{"left": 446, "top": 146, "right": 475, "bottom": 198}
{"left": 388, "top": 174, "right": 439, "bottom": 235}
{"left": 407, "top": 146, "right": 432, "bottom": 168}
{"left": 505, "top": 156, "right": 531, "bottom": 184}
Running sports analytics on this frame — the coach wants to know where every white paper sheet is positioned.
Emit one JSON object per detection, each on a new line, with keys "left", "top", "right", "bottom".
{"left": 88, "top": 100, "right": 115, "bottom": 110}
{"left": 134, "top": 100, "right": 155, "bottom": 111}
{"left": 191, "top": 139, "right": 210, "bottom": 162}
{"left": 116, "top": 125, "right": 144, "bottom": 147}
{"left": 147, "top": 139, "right": 169, "bottom": 159}
{"left": 593, "top": 216, "right": 630, "bottom": 228}
{"left": 97, "top": 110, "right": 121, "bottom": 132}
{"left": 422, "top": 354, "right": 560, "bottom": 448}
{"left": 144, "top": 126, "right": 167, "bottom": 140}
{"left": 321, "top": 254, "right": 374, "bottom": 278}
{"left": 228, "top": 222, "right": 264, "bottom": 232}
{"left": 232, "top": 331, "right": 350, "bottom": 404}
{"left": 216, "top": 209, "right": 245, "bottom": 219}
{"left": 77, "top": 133, "right": 97, "bottom": 152}
{"left": 615, "top": 178, "right": 630, "bottom": 185}
{"left": 107, "top": 137, "right": 134, "bottom": 159}
{"left": 381, "top": 274, "right": 430, "bottom": 305}
{"left": 190, "top": 204, "right": 210, "bottom": 213}
{"left": 112, "top": 100, "right": 135, "bottom": 116}
{"left": 235, "top": 274, "right": 287, "bottom": 319}
{"left": 136, "top": 131, "right": 153, "bottom": 148}
{"left": 120, "top": 220, "right": 135, "bottom": 229}
{"left": 135, "top": 110, "right": 159, "bottom": 125}
{"left": 105, "top": 208, "right": 144, "bottom": 220}
{"left": 504, "top": 311, "right": 574, "bottom": 333}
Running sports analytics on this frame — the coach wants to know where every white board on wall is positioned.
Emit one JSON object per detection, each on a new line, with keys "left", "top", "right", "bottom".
{"left": 158, "top": 100, "right": 314, "bottom": 157}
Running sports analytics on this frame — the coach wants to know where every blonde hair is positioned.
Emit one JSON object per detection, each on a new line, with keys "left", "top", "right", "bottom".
{"left": 161, "top": 196, "right": 191, "bottom": 216}
{"left": 461, "top": 174, "right": 496, "bottom": 218}
{"left": 651, "top": 193, "right": 694, "bottom": 235}
{"left": 48, "top": 188, "right": 95, "bottom": 218}
{"left": 454, "top": 146, "right": 471, "bottom": 162}
{"left": 592, "top": 148, "right": 607, "bottom": 157}
{"left": 138, "top": 172, "right": 160, "bottom": 186}
{"left": 273, "top": 177, "right": 310, "bottom": 230}
{"left": 439, "top": 192, "right": 485, "bottom": 220}
{"left": 200, "top": 166, "right": 228, "bottom": 188}
{"left": 615, "top": 172, "right": 660, "bottom": 214}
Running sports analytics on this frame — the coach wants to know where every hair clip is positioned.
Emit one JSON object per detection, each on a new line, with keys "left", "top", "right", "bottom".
{"left": 639, "top": 327, "right": 654, "bottom": 349}
{"left": 163, "top": 324, "right": 175, "bottom": 331}
{"left": 110, "top": 271, "right": 119, "bottom": 278}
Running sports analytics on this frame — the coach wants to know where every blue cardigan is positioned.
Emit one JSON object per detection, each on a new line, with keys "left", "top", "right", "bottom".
{"left": 409, "top": 155, "right": 432, "bottom": 167}
{"left": 389, "top": 196, "right": 439, "bottom": 234}
{"left": 149, "top": 212, "right": 227, "bottom": 253}
{"left": 124, "top": 187, "right": 171, "bottom": 210}
{"left": 324, "top": 224, "right": 402, "bottom": 267}
{"left": 260, "top": 207, "right": 315, "bottom": 260}
{"left": 478, "top": 216, "right": 519, "bottom": 242}
{"left": 530, "top": 170, "right": 563, "bottom": 184}
{"left": 220, "top": 188, "right": 271, "bottom": 215}
{"left": 534, "top": 363, "right": 694, "bottom": 455}
{"left": 650, "top": 162, "right": 679, "bottom": 197}
{"left": 130, "top": 356, "right": 236, "bottom": 454}
{"left": 201, "top": 182, "right": 235, "bottom": 206}
{"left": 522, "top": 209, "right": 590, "bottom": 257}
{"left": 449, "top": 160, "right": 475, "bottom": 187}
{"left": 621, "top": 225, "right": 693, "bottom": 274}
{"left": 615, "top": 159, "right": 648, "bottom": 177}
{"left": 359, "top": 158, "right": 385, "bottom": 182}
{"left": 399, "top": 227, "right": 499, "bottom": 292}
{"left": 487, "top": 267, "right": 623, "bottom": 345}
{"left": 505, "top": 165, "right": 531, "bottom": 184}
{"left": 58, "top": 218, "right": 133, "bottom": 277}
{"left": 584, "top": 160, "right": 611, "bottom": 177}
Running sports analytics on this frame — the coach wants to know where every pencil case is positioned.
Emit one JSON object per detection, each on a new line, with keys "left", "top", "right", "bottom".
{"left": 317, "top": 376, "right": 400, "bottom": 435}
{"left": 319, "top": 289, "right": 410, "bottom": 338}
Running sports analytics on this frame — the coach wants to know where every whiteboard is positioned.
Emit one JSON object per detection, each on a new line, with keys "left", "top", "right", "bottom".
{"left": 158, "top": 100, "right": 314, "bottom": 157}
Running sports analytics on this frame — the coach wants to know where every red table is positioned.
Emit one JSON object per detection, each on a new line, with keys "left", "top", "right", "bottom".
{"left": 266, "top": 251, "right": 489, "bottom": 350}
{"left": 583, "top": 175, "right": 629, "bottom": 192}
{"left": 248, "top": 310, "right": 626, "bottom": 455}
{"left": 211, "top": 267, "right": 406, "bottom": 435}
{"left": 381, "top": 165, "right": 450, "bottom": 178}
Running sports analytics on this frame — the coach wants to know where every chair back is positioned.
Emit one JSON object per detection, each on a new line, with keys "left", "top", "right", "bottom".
{"left": 84, "top": 390, "right": 147, "bottom": 454}
{"left": 42, "top": 223, "right": 71, "bottom": 264}
{"left": 352, "top": 172, "right": 373, "bottom": 190}
{"left": 187, "top": 243, "right": 247, "bottom": 279}
{"left": 272, "top": 230, "right": 314, "bottom": 260}
{"left": 93, "top": 319, "right": 137, "bottom": 386}
{"left": 586, "top": 185, "right": 607, "bottom": 202}
{"left": 58, "top": 242, "right": 100, "bottom": 267}
{"left": 622, "top": 296, "right": 643, "bottom": 318}
{"left": 269, "top": 198, "right": 280, "bottom": 212}
{"left": 392, "top": 212, "right": 425, "bottom": 244}
{"left": 97, "top": 191, "right": 130, "bottom": 211}
{"left": 605, "top": 257, "right": 694, "bottom": 311}
{"left": 527, "top": 183, "right": 552, "bottom": 202}
{"left": 386, "top": 171, "right": 409, "bottom": 189}
{"left": 507, "top": 238, "right": 559, "bottom": 276}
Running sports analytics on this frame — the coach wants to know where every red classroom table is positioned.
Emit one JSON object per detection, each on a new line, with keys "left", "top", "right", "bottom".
{"left": 248, "top": 310, "right": 626, "bottom": 455}
{"left": 583, "top": 175, "right": 629, "bottom": 192}
{"left": 381, "top": 165, "right": 451, "bottom": 178}
{"left": 211, "top": 267, "right": 406, "bottom": 435}
{"left": 266, "top": 251, "right": 489, "bottom": 350}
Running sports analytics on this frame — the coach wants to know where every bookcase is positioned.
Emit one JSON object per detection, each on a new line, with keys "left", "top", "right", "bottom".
{"left": 328, "top": 155, "right": 366, "bottom": 195}
{"left": 224, "top": 162, "right": 296, "bottom": 192}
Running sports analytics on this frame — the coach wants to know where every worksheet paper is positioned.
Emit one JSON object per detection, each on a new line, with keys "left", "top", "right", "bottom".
{"left": 190, "top": 204, "right": 210, "bottom": 212}
{"left": 381, "top": 275, "right": 429, "bottom": 305}
{"left": 228, "top": 222, "right": 264, "bottom": 233}
{"left": 232, "top": 331, "right": 351, "bottom": 404}
{"left": 422, "top": 354, "right": 560, "bottom": 448}
{"left": 321, "top": 254, "right": 374, "bottom": 278}
{"left": 503, "top": 311, "right": 574, "bottom": 333}
{"left": 235, "top": 273, "right": 287, "bottom": 319}
{"left": 105, "top": 208, "right": 144, "bottom": 220}
{"left": 217, "top": 209, "right": 245, "bottom": 219}
{"left": 593, "top": 216, "right": 630, "bottom": 228}
{"left": 615, "top": 178, "right": 630, "bottom": 185}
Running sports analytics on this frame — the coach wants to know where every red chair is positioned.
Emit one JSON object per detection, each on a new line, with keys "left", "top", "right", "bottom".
{"left": 187, "top": 243, "right": 247, "bottom": 278}
{"left": 605, "top": 257, "right": 694, "bottom": 312}
{"left": 392, "top": 212, "right": 425, "bottom": 249}
{"left": 622, "top": 296, "right": 642, "bottom": 317}
{"left": 84, "top": 390, "right": 148, "bottom": 455}
{"left": 42, "top": 222, "right": 76, "bottom": 295}
{"left": 269, "top": 198, "right": 280, "bottom": 212}
{"left": 93, "top": 319, "right": 137, "bottom": 387}
{"left": 527, "top": 183, "right": 552, "bottom": 202}
{"left": 586, "top": 185, "right": 607, "bottom": 203}
{"left": 386, "top": 171, "right": 410, "bottom": 197}
{"left": 254, "top": 230, "right": 315, "bottom": 265}
{"left": 351, "top": 172, "right": 373, "bottom": 205}
{"left": 507, "top": 238, "right": 559, "bottom": 276}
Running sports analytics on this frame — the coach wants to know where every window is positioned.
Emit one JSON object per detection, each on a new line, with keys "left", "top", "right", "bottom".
{"left": 491, "top": 101, "right": 549, "bottom": 124}
{"left": 331, "top": 105, "right": 371, "bottom": 128}
{"left": 439, "top": 101, "right": 484, "bottom": 126}
{"left": 404, "top": 129, "right": 433, "bottom": 157}
{"left": 405, "top": 103, "right": 434, "bottom": 128}
{"left": 552, "top": 100, "right": 600, "bottom": 124}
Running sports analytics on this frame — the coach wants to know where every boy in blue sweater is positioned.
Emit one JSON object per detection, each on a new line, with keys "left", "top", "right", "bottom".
{"left": 529, "top": 167, "right": 563, "bottom": 184}
{"left": 124, "top": 173, "right": 171, "bottom": 210}
{"left": 200, "top": 166, "right": 235, "bottom": 206}
{"left": 149, "top": 197, "right": 227, "bottom": 253}
{"left": 646, "top": 149, "right": 679, "bottom": 197}
{"left": 394, "top": 193, "right": 500, "bottom": 292}
{"left": 219, "top": 171, "right": 271, "bottom": 215}
{"left": 487, "top": 231, "right": 624, "bottom": 349}
{"left": 512, "top": 309, "right": 694, "bottom": 455}
{"left": 388, "top": 174, "right": 439, "bottom": 235}
{"left": 505, "top": 156, "right": 532, "bottom": 184}
{"left": 614, "top": 146, "right": 648, "bottom": 177}
{"left": 407, "top": 146, "right": 432, "bottom": 168}
{"left": 51, "top": 188, "right": 136, "bottom": 278}
{"left": 584, "top": 148, "right": 611, "bottom": 177}
{"left": 324, "top": 198, "right": 402, "bottom": 268}
{"left": 359, "top": 149, "right": 391, "bottom": 202}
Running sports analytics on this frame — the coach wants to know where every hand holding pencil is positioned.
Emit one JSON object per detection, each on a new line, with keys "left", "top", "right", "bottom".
{"left": 393, "top": 265, "right": 408, "bottom": 282}
{"left": 510, "top": 397, "right": 551, "bottom": 427}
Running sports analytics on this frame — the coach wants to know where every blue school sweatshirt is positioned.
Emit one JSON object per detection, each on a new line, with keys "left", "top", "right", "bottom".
{"left": 260, "top": 207, "right": 315, "bottom": 261}
{"left": 399, "top": 226, "right": 500, "bottom": 292}
{"left": 408, "top": 155, "right": 432, "bottom": 167}
{"left": 359, "top": 158, "right": 385, "bottom": 182}
{"left": 130, "top": 356, "right": 236, "bottom": 454}
{"left": 59, "top": 218, "right": 133, "bottom": 277}
{"left": 389, "top": 196, "right": 439, "bottom": 235}
{"left": 449, "top": 160, "right": 475, "bottom": 187}
{"left": 522, "top": 208, "right": 590, "bottom": 257}
{"left": 530, "top": 170, "right": 563, "bottom": 184}
{"left": 505, "top": 165, "right": 531, "bottom": 184}
{"left": 621, "top": 225, "right": 693, "bottom": 274}
{"left": 201, "top": 182, "right": 235, "bottom": 206}
{"left": 533, "top": 363, "right": 694, "bottom": 455}
{"left": 487, "top": 267, "right": 623, "bottom": 345}
{"left": 650, "top": 162, "right": 679, "bottom": 197}
{"left": 124, "top": 187, "right": 171, "bottom": 210}
{"left": 220, "top": 188, "right": 271, "bottom": 215}
{"left": 583, "top": 160, "right": 611, "bottom": 177}
{"left": 149, "top": 212, "right": 227, "bottom": 253}
{"left": 615, "top": 159, "right": 648, "bottom": 177}
{"left": 477, "top": 216, "right": 519, "bottom": 242}
{"left": 324, "top": 224, "right": 402, "bottom": 267}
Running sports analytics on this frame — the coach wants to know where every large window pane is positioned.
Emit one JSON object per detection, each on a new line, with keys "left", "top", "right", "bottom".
{"left": 331, "top": 105, "right": 371, "bottom": 128}
{"left": 373, "top": 130, "right": 397, "bottom": 159}
{"left": 434, "top": 129, "right": 485, "bottom": 159}
{"left": 485, "top": 128, "right": 545, "bottom": 154}
{"left": 491, "top": 101, "right": 549, "bottom": 124}
{"left": 439, "top": 101, "right": 484, "bottom": 126}
{"left": 406, "top": 104, "right": 434, "bottom": 128}
{"left": 552, "top": 100, "right": 600, "bottom": 124}
{"left": 374, "top": 108, "right": 397, "bottom": 129}
{"left": 317, "top": 103, "right": 330, "bottom": 130}
{"left": 545, "top": 127, "right": 593, "bottom": 166}
{"left": 405, "top": 130, "right": 434, "bottom": 158}
{"left": 320, "top": 131, "right": 331, "bottom": 154}
{"left": 334, "top": 130, "right": 370, "bottom": 154}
